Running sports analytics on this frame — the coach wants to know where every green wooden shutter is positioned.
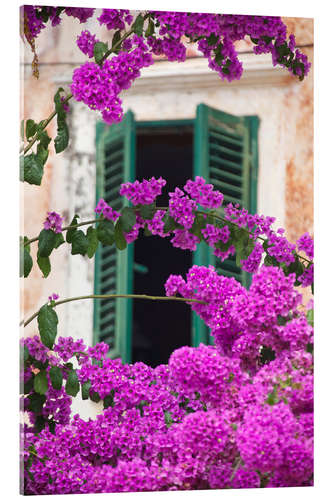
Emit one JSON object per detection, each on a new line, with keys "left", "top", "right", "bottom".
{"left": 192, "top": 103, "right": 259, "bottom": 345}
{"left": 94, "top": 111, "right": 136, "bottom": 362}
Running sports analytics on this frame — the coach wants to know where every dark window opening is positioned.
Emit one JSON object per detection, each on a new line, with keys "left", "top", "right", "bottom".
{"left": 132, "top": 127, "right": 193, "bottom": 366}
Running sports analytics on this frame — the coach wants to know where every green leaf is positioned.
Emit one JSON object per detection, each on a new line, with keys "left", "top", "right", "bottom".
{"left": 49, "top": 366, "right": 63, "bottom": 390}
{"left": 120, "top": 206, "right": 137, "bottom": 232}
{"left": 24, "top": 345, "right": 30, "bottom": 363}
{"left": 164, "top": 410, "right": 174, "bottom": 428}
{"left": 66, "top": 215, "right": 79, "bottom": 243}
{"left": 97, "top": 219, "right": 115, "bottom": 246}
{"left": 306, "top": 309, "right": 314, "bottom": 327}
{"left": 34, "top": 415, "right": 47, "bottom": 433}
{"left": 54, "top": 233, "right": 65, "bottom": 249}
{"left": 114, "top": 219, "right": 127, "bottom": 250}
{"left": 112, "top": 30, "right": 121, "bottom": 52}
{"left": 54, "top": 119, "right": 69, "bottom": 154}
{"left": 144, "top": 225, "right": 153, "bottom": 237}
{"left": 133, "top": 14, "right": 145, "bottom": 36}
{"left": 189, "top": 213, "right": 206, "bottom": 240}
{"left": 65, "top": 369, "right": 80, "bottom": 397}
{"left": 38, "top": 229, "right": 57, "bottom": 258}
{"left": 311, "top": 282, "right": 314, "bottom": 295}
{"left": 24, "top": 376, "right": 34, "bottom": 395}
{"left": 89, "top": 390, "right": 101, "bottom": 403}
{"left": 21, "top": 247, "right": 33, "bottom": 278}
{"left": 26, "top": 119, "right": 37, "bottom": 139}
{"left": 138, "top": 203, "right": 155, "bottom": 220}
{"left": 86, "top": 227, "right": 99, "bottom": 258}
{"left": 266, "top": 386, "right": 279, "bottom": 406}
{"left": 48, "top": 420, "right": 56, "bottom": 435}
{"left": 207, "top": 33, "right": 219, "bottom": 46}
{"left": 28, "top": 393, "right": 46, "bottom": 414}
{"left": 103, "top": 389, "right": 115, "bottom": 409}
{"left": 37, "top": 253, "right": 51, "bottom": 278}
{"left": 264, "top": 254, "right": 278, "bottom": 267}
{"left": 23, "top": 153, "right": 44, "bottom": 186}
{"left": 37, "top": 130, "right": 51, "bottom": 149}
{"left": 145, "top": 18, "right": 155, "bottom": 37}
{"left": 94, "top": 41, "right": 108, "bottom": 65}
{"left": 163, "top": 214, "right": 181, "bottom": 233}
{"left": 81, "top": 380, "right": 91, "bottom": 400}
{"left": 53, "top": 87, "right": 66, "bottom": 121}
{"left": 71, "top": 230, "right": 89, "bottom": 256}
{"left": 36, "top": 143, "right": 49, "bottom": 165}
{"left": 37, "top": 304, "right": 58, "bottom": 349}
{"left": 33, "top": 370, "right": 48, "bottom": 395}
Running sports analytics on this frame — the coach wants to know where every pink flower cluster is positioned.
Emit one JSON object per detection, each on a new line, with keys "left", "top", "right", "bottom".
{"left": 97, "top": 9, "right": 133, "bottom": 31}
{"left": 184, "top": 176, "right": 224, "bottom": 209}
{"left": 95, "top": 198, "right": 120, "bottom": 222}
{"left": 43, "top": 211, "right": 63, "bottom": 233}
{"left": 70, "top": 42, "right": 153, "bottom": 124}
{"left": 119, "top": 177, "right": 167, "bottom": 206}
{"left": 76, "top": 30, "right": 100, "bottom": 58}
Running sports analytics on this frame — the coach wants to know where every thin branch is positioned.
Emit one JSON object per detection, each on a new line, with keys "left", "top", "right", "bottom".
{"left": 24, "top": 218, "right": 101, "bottom": 247}
{"left": 20, "top": 293, "right": 207, "bottom": 328}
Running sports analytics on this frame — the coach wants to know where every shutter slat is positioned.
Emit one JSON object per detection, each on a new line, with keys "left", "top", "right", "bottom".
{"left": 210, "top": 154, "right": 242, "bottom": 172}
{"left": 210, "top": 142, "right": 243, "bottom": 160}
{"left": 209, "top": 129, "right": 243, "bottom": 148}
{"left": 209, "top": 166, "right": 242, "bottom": 185}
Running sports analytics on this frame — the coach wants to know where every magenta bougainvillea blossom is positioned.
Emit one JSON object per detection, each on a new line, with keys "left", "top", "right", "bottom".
{"left": 22, "top": 8, "right": 311, "bottom": 124}
{"left": 43, "top": 211, "right": 63, "bottom": 233}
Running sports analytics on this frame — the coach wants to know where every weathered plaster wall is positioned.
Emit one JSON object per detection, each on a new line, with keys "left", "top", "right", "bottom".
{"left": 21, "top": 13, "right": 313, "bottom": 372}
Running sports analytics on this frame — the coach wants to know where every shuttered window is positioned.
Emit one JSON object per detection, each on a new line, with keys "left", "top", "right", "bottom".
{"left": 192, "top": 104, "right": 259, "bottom": 345}
{"left": 94, "top": 104, "right": 259, "bottom": 359}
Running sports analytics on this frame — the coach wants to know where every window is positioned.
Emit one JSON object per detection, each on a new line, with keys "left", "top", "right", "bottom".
{"left": 93, "top": 104, "right": 259, "bottom": 365}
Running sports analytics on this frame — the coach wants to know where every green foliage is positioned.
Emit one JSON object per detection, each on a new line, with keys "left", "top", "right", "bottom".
{"left": 23, "top": 153, "right": 44, "bottom": 186}
{"left": 38, "top": 229, "right": 57, "bottom": 258}
{"left": 133, "top": 14, "right": 145, "bottom": 36}
{"left": 145, "top": 18, "right": 155, "bottom": 37}
{"left": 65, "top": 369, "right": 80, "bottom": 397}
{"left": 33, "top": 370, "right": 48, "bottom": 395}
{"left": 266, "top": 386, "right": 279, "bottom": 406}
{"left": 71, "top": 230, "right": 89, "bottom": 256}
{"left": 86, "top": 227, "right": 99, "bottom": 258}
{"left": 54, "top": 120, "right": 69, "bottom": 154}
{"left": 120, "top": 206, "right": 137, "bottom": 232}
{"left": 103, "top": 389, "right": 115, "bottom": 409}
{"left": 189, "top": 213, "right": 206, "bottom": 240}
{"left": 163, "top": 213, "right": 181, "bottom": 233}
{"left": 306, "top": 308, "right": 314, "bottom": 327}
{"left": 49, "top": 366, "right": 63, "bottom": 390}
{"left": 66, "top": 215, "right": 79, "bottom": 243}
{"left": 54, "top": 233, "right": 65, "bottom": 249}
{"left": 97, "top": 219, "right": 115, "bottom": 246}
{"left": 164, "top": 410, "right": 174, "bottom": 428}
{"left": 26, "top": 119, "right": 37, "bottom": 139}
{"left": 114, "top": 219, "right": 127, "bottom": 250}
{"left": 94, "top": 41, "right": 108, "bottom": 65}
{"left": 21, "top": 243, "right": 33, "bottom": 278}
{"left": 37, "top": 254, "right": 51, "bottom": 278}
{"left": 27, "top": 393, "right": 46, "bottom": 414}
{"left": 138, "top": 203, "right": 155, "bottom": 220}
{"left": 54, "top": 88, "right": 69, "bottom": 153}
{"left": 81, "top": 380, "right": 91, "bottom": 400}
{"left": 37, "top": 304, "right": 58, "bottom": 349}
{"left": 111, "top": 31, "right": 121, "bottom": 53}
{"left": 89, "top": 390, "right": 101, "bottom": 403}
